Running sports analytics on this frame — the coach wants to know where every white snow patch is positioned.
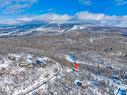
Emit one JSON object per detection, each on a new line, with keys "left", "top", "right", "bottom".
{"left": 0, "top": 64, "right": 8, "bottom": 68}
{"left": 66, "top": 67, "right": 72, "bottom": 72}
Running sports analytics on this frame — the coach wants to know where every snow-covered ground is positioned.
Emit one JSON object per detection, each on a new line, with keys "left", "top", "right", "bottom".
{"left": 0, "top": 53, "right": 62, "bottom": 95}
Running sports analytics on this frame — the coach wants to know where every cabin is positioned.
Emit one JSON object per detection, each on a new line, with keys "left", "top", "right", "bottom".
{"left": 34, "top": 57, "right": 46, "bottom": 67}
{"left": 75, "top": 80, "right": 82, "bottom": 86}
{"left": 117, "top": 88, "right": 126, "bottom": 95}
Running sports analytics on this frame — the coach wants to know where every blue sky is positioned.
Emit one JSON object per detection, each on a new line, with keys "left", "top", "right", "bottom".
{"left": 0, "top": 0, "right": 127, "bottom": 26}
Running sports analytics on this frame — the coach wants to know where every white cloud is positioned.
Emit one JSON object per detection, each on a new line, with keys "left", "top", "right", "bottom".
{"left": 11, "top": 13, "right": 72, "bottom": 24}
{"left": 78, "top": 0, "right": 92, "bottom": 6}
{"left": 38, "top": 14, "right": 72, "bottom": 23}
{"left": 115, "top": 0, "right": 127, "bottom": 6}
{"left": 1, "top": 11, "right": 127, "bottom": 27}
{"left": 78, "top": 0, "right": 127, "bottom": 6}
{"left": 0, "top": 0, "right": 38, "bottom": 14}
{"left": 75, "top": 11, "right": 127, "bottom": 27}
{"left": 75, "top": 11, "right": 127, "bottom": 21}
{"left": 0, "top": 19, "right": 21, "bottom": 25}
{"left": 76, "top": 11, "right": 107, "bottom": 20}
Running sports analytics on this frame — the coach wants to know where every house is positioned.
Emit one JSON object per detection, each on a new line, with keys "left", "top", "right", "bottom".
{"left": 75, "top": 80, "right": 82, "bottom": 86}
{"left": 66, "top": 53, "right": 77, "bottom": 63}
{"left": 35, "top": 57, "right": 46, "bottom": 67}
{"left": 117, "top": 88, "right": 126, "bottom": 95}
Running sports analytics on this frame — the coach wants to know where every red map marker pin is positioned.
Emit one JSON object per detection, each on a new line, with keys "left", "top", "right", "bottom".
{"left": 74, "top": 63, "right": 79, "bottom": 71}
